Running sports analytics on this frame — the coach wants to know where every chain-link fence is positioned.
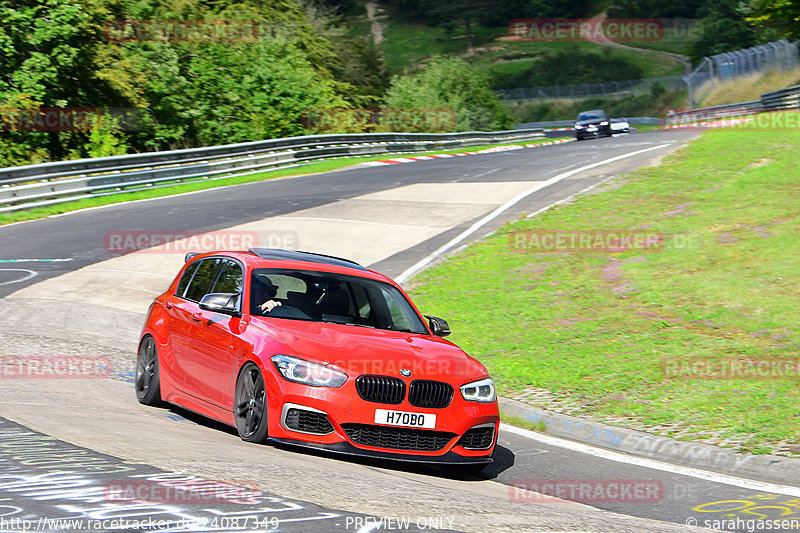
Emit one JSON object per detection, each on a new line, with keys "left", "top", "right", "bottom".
{"left": 497, "top": 40, "right": 799, "bottom": 108}
{"left": 496, "top": 75, "right": 686, "bottom": 101}
{"left": 685, "top": 40, "right": 798, "bottom": 107}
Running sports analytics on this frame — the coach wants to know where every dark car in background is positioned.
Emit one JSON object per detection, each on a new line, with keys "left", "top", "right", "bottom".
{"left": 574, "top": 109, "right": 612, "bottom": 140}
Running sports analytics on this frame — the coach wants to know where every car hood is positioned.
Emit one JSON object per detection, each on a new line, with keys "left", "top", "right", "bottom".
{"left": 248, "top": 317, "right": 488, "bottom": 382}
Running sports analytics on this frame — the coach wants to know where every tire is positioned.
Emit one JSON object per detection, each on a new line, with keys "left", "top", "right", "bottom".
{"left": 136, "top": 335, "right": 164, "bottom": 406}
{"left": 234, "top": 363, "right": 268, "bottom": 443}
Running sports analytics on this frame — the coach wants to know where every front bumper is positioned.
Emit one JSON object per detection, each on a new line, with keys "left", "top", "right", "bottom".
{"left": 264, "top": 373, "right": 499, "bottom": 460}
{"left": 269, "top": 438, "right": 493, "bottom": 465}
{"left": 575, "top": 124, "right": 611, "bottom": 138}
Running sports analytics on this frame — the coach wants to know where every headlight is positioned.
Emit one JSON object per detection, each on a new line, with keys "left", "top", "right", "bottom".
{"left": 271, "top": 354, "right": 347, "bottom": 388}
{"left": 574, "top": 124, "right": 583, "bottom": 129}
{"left": 460, "top": 378, "right": 496, "bottom": 403}
{"left": 599, "top": 121, "right": 609, "bottom": 125}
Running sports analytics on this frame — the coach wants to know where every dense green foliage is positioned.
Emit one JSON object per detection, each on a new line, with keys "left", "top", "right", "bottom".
{"left": 750, "top": 0, "right": 800, "bottom": 39}
{"left": 608, "top": 0, "right": 789, "bottom": 61}
{"left": 0, "top": 0, "right": 386, "bottom": 165}
{"left": 1, "top": 0, "right": 798, "bottom": 166}
{"left": 490, "top": 45, "right": 643, "bottom": 89}
{"left": 386, "top": 56, "right": 512, "bottom": 131}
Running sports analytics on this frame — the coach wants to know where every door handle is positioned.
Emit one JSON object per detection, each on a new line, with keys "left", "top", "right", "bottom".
{"left": 191, "top": 313, "right": 203, "bottom": 322}
{"left": 165, "top": 302, "right": 174, "bottom": 309}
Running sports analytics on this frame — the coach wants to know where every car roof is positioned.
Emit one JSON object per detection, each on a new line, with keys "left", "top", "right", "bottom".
{"left": 247, "top": 248, "right": 367, "bottom": 271}
{"left": 184, "top": 249, "right": 396, "bottom": 283}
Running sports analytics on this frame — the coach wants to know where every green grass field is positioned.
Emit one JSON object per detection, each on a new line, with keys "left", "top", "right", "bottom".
{"left": 369, "top": 2, "right": 687, "bottom": 81}
{"left": 408, "top": 125, "right": 800, "bottom": 455}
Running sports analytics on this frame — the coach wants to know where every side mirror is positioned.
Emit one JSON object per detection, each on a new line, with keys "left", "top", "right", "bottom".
{"left": 425, "top": 315, "right": 451, "bottom": 337}
{"left": 199, "top": 293, "right": 241, "bottom": 317}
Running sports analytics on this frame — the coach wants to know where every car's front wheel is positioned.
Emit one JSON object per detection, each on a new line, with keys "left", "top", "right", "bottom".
{"left": 136, "top": 335, "right": 164, "bottom": 406}
{"left": 234, "top": 362, "right": 268, "bottom": 443}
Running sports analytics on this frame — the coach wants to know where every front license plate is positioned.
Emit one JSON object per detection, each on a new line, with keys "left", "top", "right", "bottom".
{"left": 374, "top": 409, "right": 436, "bottom": 429}
{"left": 587, "top": 126, "right": 597, "bottom": 132}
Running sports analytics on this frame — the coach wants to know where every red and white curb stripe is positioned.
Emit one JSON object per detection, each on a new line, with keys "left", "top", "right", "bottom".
{"left": 542, "top": 127, "right": 573, "bottom": 132}
{"left": 362, "top": 138, "right": 575, "bottom": 166}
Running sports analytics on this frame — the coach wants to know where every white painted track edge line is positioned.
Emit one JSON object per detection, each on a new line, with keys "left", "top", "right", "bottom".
{"left": 500, "top": 423, "right": 800, "bottom": 496}
{"left": 0, "top": 269, "right": 37, "bottom": 286}
{"left": 394, "top": 143, "right": 671, "bottom": 284}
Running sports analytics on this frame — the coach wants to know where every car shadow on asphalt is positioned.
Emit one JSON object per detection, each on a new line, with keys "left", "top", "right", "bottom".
{"left": 165, "top": 404, "right": 515, "bottom": 481}
{"left": 271, "top": 440, "right": 516, "bottom": 482}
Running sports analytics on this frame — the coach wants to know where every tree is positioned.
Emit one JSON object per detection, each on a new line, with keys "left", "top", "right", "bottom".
{"left": 385, "top": 56, "right": 512, "bottom": 131}
{"left": 0, "top": 0, "right": 134, "bottom": 160}
{"left": 0, "top": 0, "right": 386, "bottom": 162}
{"left": 750, "top": 0, "right": 800, "bottom": 40}
{"left": 608, "top": 0, "right": 704, "bottom": 18}
{"left": 691, "top": 0, "right": 756, "bottom": 61}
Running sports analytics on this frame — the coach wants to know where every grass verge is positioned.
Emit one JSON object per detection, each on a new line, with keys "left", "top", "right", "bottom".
{"left": 697, "top": 69, "right": 800, "bottom": 108}
{"left": 0, "top": 138, "right": 567, "bottom": 226}
{"left": 408, "top": 125, "right": 800, "bottom": 455}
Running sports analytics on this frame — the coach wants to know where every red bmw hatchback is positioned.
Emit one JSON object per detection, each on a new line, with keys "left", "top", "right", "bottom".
{"left": 136, "top": 249, "right": 499, "bottom": 472}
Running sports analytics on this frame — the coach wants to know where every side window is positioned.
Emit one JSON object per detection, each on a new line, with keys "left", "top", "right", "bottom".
{"left": 184, "top": 258, "right": 222, "bottom": 302}
{"left": 175, "top": 261, "right": 200, "bottom": 298}
{"left": 213, "top": 260, "right": 243, "bottom": 295}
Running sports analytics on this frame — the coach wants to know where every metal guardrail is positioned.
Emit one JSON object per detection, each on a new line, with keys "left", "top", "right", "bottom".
{"left": 667, "top": 83, "right": 800, "bottom": 124}
{"left": 0, "top": 129, "right": 544, "bottom": 213}
{"left": 667, "top": 101, "right": 763, "bottom": 124}
{"left": 761, "top": 84, "right": 800, "bottom": 110}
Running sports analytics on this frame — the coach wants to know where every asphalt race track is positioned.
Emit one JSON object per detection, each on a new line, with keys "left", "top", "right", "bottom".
{"left": 2, "top": 130, "right": 800, "bottom": 532}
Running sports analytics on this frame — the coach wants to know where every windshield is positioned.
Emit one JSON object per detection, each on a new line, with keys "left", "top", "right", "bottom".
{"left": 578, "top": 112, "right": 603, "bottom": 121}
{"left": 250, "top": 268, "right": 428, "bottom": 334}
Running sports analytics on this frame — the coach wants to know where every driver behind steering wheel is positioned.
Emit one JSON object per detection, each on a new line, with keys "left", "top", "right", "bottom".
{"left": 252, "top": 276, "right": 281, "bottom": 314}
